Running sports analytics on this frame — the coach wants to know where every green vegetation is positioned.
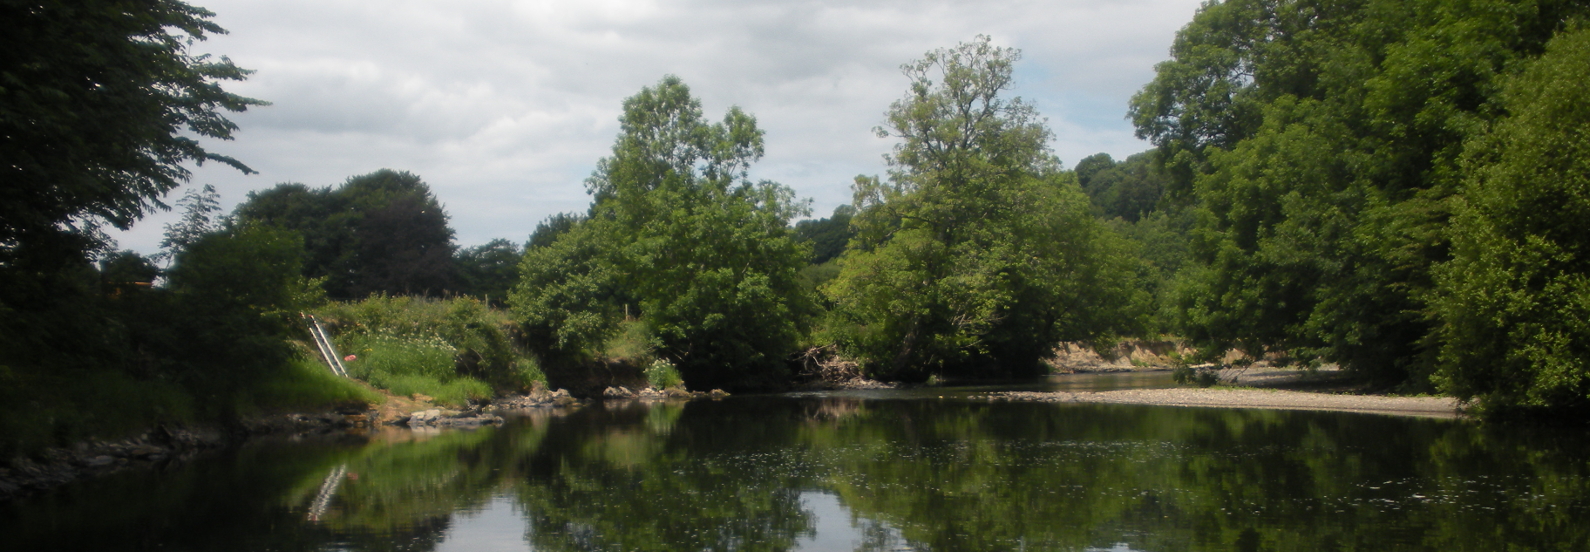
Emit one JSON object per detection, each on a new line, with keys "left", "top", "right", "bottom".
{"left": 4, "top": 0, "right": 1590, "bottom": 459}
{"left": 233, "top": 170, "right": 457, "bottom": 299}
{"left": 794, "top": 204, "right": 857, "bottom": 265}
{"left": 316, "top": 295, "right": 545, "bottom": 405}
{"left": 644, "top": 359, "right": 685, "bottom": 390}
{"left": 511, "top": 76, "right": 812, "bottom": 390}
{"left": 1120, "top": 0, "right": 1590, "bottom": 417}
{"left": 1430, "top": 27, "right": 1590, "bottom": 418}
{"left": 822, "top": 37, "right": 1139, "bottom": 381}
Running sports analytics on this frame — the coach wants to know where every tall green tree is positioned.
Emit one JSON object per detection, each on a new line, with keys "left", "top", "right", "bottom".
{"left": 455, "top": 239, "right": 522, "bottom": 305}
{"left": 825, "top": 37, "right": 1138, "bottom": 380}
{"left": 1431, "top": 27, "right": 1590, "bottom": 417}
{"left": 1131, "top": 0, "right": 1586, "bottom": 383}
{"left": 794, "top": 204, "right": 858, "bottom": 265}
{"left": 1076, "top": 152, "right": 1172, "bottom": 222}
{"left": 157, "top": 184, "right": 223, "bottom": 265}
{"left": 0, "top": 0, "right": 264, "bottom": 261}
{"left": 513, "top": 77, "right": 811, "bottom": 389}
{"left": 233, "top": 170, "right": 457, "bottom": 299}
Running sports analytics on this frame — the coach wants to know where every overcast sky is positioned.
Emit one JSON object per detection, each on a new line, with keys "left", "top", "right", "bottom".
{"left": 110, "top": 0, "right": 1205, "bottom": 253}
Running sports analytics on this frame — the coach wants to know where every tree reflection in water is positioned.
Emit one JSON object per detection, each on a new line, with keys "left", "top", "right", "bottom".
{"left": 4, "top": 397, "right": 1590, "bottom": 551}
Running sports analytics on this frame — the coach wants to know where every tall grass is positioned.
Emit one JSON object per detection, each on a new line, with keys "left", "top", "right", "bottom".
{"left": 602, "top": 319, "right": 658, "bottom": 364}
{"left": 0, "top": 367, "right": 197, "bottom": 458}
{"left": 237, "top": 355, "right": 382, "bottom": 414}
{"left": 337, "top": 331, "right": 490, "bottom": 406}
{"left": 316, "top": 295, "right": 544, "bottom": 405}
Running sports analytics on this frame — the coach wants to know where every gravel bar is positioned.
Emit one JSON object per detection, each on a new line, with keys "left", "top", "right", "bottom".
{"left": 986, "top": 388, "right": 1462, "bottom": 419}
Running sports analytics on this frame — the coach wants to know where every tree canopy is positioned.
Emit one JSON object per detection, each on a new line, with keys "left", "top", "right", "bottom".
{"left": 0, "top": 0, "right": 263, "bottom": 263}
{"left": 1131, "top": 0, "right": 1589, "bottom": 387}
{"left": 1430, "top": 26, "right": 1590, "bottom": 417}
{"left": 824, "top": 37, "right": 1138, "bottom": 381}
{"left": 512, "top": 76, "right": 811, "bottom": 389}
{"left": 232, "top": 169, "right": 457, "bottom": 299}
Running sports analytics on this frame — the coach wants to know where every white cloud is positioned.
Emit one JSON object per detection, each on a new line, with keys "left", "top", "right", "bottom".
{"left": 111, "top": 0, "right": 1204, "bottom": 252}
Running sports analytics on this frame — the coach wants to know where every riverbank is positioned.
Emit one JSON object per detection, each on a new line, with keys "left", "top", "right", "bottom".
{"left": 985, "top": 366, "right": 1462, "bottom": 419}
{"left": 0, "top": 383, "right": 739, "bottom": 502}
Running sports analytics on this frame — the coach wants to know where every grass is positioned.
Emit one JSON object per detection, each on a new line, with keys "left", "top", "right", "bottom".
{"left": 337, "top": 331, "right": 491, "bottom": 406}
{"left": 0, "top": 355, "right": 383, "bottom": 458}
{"left": 602, "top": 319, "right": 658, "bottom": 364}
{"left": 235, "top": 355, "right": 382, "bottom": 414}
{"left": 317, "top": 295, "right": 544, "bottom": 404}
{"left": 0, "top": 366, "right": 197, "bottom": 458}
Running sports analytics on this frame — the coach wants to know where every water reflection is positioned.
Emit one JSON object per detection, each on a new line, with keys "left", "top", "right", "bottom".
{"left": 4, "top": 395, "right": 1589, "bottom": 551}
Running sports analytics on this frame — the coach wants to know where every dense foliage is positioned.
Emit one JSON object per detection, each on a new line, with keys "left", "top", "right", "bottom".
{"left": 512, "top": 77, "right": 812, "bottom": 390}
{"left": 793, "top": 204, "right": 857, "bottom": 265}
{"left": 1130, "top": 0, "right": 1590, "bottom": 398}
{"left": 0, "top": 0, "right": 263, "bottom": 263}
{"left": 0, "top": 0, "right": 384, "bottom": 456}
{"left": 316, "top": 295, "right": 543, "bottom": 405}
{"left": 233, "top": 170, "right": 457, "bottom": 299}
{"left": 823, "top": 37, "right": 1139, "bottom": 380}
{"left": 1430, "top": 27, "right": 1590, "bottom": 418}
{"left": 454, "top": 238, "right": 522, "bottom": 305}
{"left": 1075, "top": 152, "right": 1172, "bottom": 222}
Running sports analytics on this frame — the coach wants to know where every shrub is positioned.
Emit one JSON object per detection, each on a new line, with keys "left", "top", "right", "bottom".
{"left": 317, "top": 295, "right": 545, "bottom": 402}
{"left": 644, "top": 359, "right": 684, "bottom": 390}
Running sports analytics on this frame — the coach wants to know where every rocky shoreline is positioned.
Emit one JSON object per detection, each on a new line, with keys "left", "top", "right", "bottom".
{"left": 0, "top": 385, "right": 733, "bottom": 503}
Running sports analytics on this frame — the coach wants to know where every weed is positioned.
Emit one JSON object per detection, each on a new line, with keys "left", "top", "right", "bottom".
{"left": 602, "top": 319, "right": 657, "bottom": 364}
{"left": 644, "top": 359, "right": 684, "bottom": 389}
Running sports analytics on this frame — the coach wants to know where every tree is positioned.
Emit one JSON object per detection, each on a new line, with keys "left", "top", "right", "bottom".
{"left": 794, "top": 205, "right": 857, "bottom": 265}
{"left": 527, "top": 212, "right": 584, "bottom": 249}
{"left": 164, "top": 224, "right": 315, "bottom": 395}
{"left": 1077, "top": 151, "right": 1171, "bottom": 222}
{"left": 99, "top": 250, "right": 160, "bottom": 287}
{"left": 824, "top": 37, "right": 1138, "bottom": 380}
{"left": 0, "top": 0, "right": 263, "bottom": 263}
{"left": 455, "top": 239, "right": 522, "bottom": 305}
{"left": 232, "top": 170, "right": 457, "bottom": 299}
{"left": 1131, "top": 0, "right": 1587, "bottom": 384}
{"left": 513, "top": 217, "right": 627, "bottom": 359}
{"left": 158, "top": 184, "right": 223, "bottom": 264}
{"left": 512, "top": 76, "right": 811, "bottom": 389}
{"left": 1431, "top": 27, "right": 1590, "bottom": 418}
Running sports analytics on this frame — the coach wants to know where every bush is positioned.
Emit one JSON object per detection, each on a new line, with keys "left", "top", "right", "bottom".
{"left": 644, "top": 359, "right": 684, "bottom": 390}
{"left": 602, "top": 319, "right": 658, "bottom": 363}
{"left": 317, "top": 295, "right": 545, "bottom": 401}
{"left": 1431, "top": 28, "right": 1590, "bottom": 419}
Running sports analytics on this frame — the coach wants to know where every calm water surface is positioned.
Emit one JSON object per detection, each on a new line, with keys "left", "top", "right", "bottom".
{"left": 5, "top": 378, "right": 1588, "bottom": 551}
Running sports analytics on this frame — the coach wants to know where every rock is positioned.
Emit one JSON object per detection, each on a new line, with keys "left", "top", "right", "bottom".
{"left": 664, "top": 387, "right": 694, "bottom": 399}
{"left": 602, "top": 386, "right": 637, "bottom": 399}
{"left": 80, "top": 455, "right": 116, "bottom": 468}
{"left": 126, "top": 445, "right": 165, "bottom": 458}
{"left": 434, "top": 414, "right": 504, "bottom": 427}
{"left": 408, "top": 409, "right": 444, "bottom": 425}
{"left": 708, "top": 389, "right": 730, "bottom": 399}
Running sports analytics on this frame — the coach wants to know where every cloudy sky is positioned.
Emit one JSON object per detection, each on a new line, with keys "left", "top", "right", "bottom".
{"left": 111, "top": 0, "right": 1205, "bottom": 253}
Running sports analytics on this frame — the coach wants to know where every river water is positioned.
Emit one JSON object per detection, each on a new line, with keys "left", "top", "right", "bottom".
{"left": 5, "top": 375, "right": 1588, "bottom": 551}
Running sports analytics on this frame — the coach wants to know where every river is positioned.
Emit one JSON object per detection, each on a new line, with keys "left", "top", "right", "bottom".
{"left": 4, "top": 375, "right": 1587, "bottom": 551}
